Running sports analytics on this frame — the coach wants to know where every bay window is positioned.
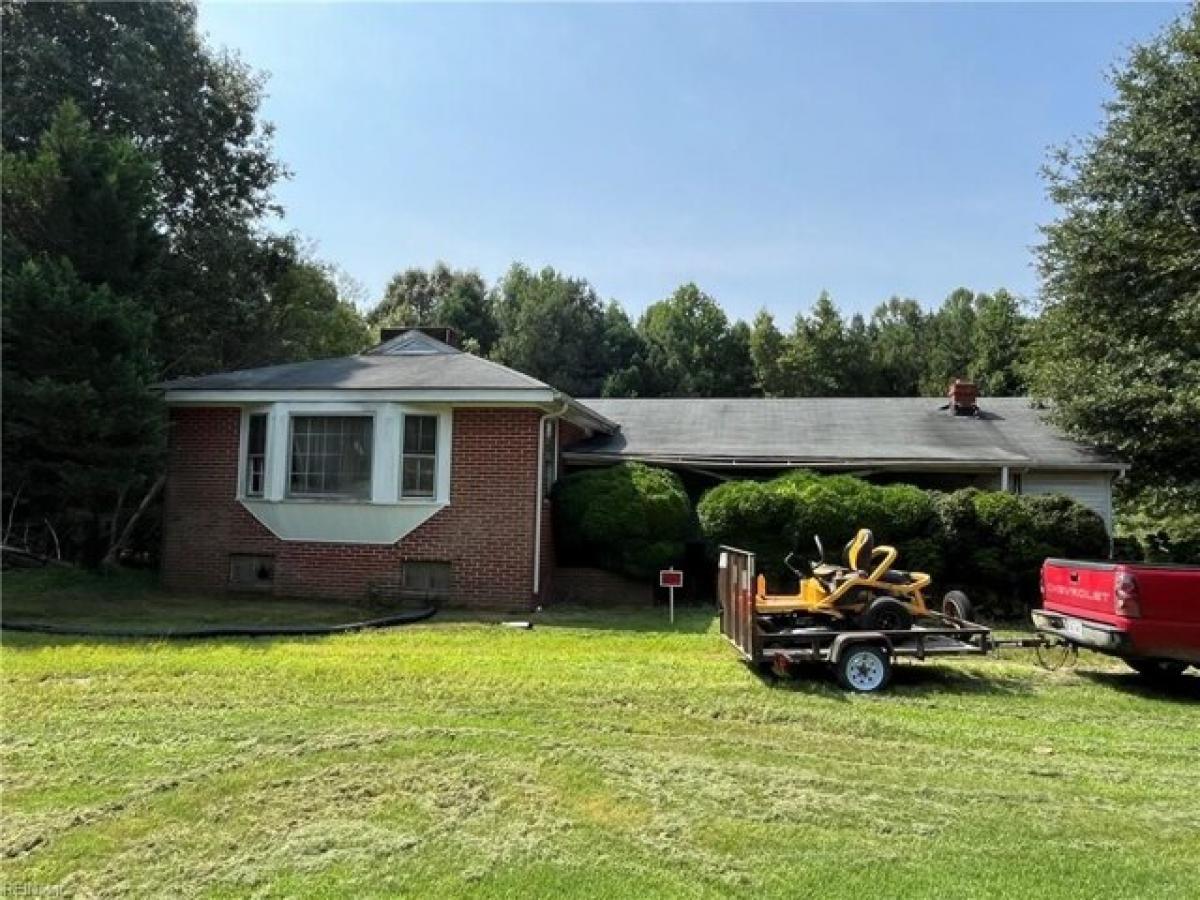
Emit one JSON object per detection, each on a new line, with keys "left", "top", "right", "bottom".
{"left": 288, "top": 415, "right": 373, "bottom": 499}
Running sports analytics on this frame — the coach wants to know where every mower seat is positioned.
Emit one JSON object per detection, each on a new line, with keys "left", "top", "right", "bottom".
{"left": 845, "top": 530, "right": 875, "bottom": 570}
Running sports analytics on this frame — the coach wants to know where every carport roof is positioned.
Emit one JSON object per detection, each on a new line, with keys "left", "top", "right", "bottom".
{"left": 566, "top": 397, "right": 1126, "bottom": 472}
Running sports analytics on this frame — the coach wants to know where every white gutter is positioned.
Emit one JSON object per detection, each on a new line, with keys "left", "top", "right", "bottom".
{"left": 162, "top": 387, "right": 561, "bottom": 405}
{"left": 162, "top": 387, "right": 620, "bottom": 434}
{"left": 532, "top": 399, "right": 569, "bottom": 600}
{"left": 560, "top": 452, "right": 1129, "bottom": 473}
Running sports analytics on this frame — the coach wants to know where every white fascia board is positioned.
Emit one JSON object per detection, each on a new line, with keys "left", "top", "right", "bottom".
{"left": 560, "top": 397, "right": 619, "bottom": 434}
{"left": 165, "top": 386, "right": 621, "bottom": 434}
{"left": 560, "top": 453, "right": 1128, "bottom": 472}
{"left": 164, "top": 388, "right": 560, "bottom": 405}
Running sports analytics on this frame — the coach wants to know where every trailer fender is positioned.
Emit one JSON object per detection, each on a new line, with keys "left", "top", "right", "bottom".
{"left": 828, "top": 632, "right": 893, "bottom": 665}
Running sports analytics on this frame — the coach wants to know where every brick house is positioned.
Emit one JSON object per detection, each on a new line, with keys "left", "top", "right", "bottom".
{"left": 162, "top": 331, "right": 1125, "bottom": 608}
{"left": 161, "top": 329, "right": 612, "bottom": 609}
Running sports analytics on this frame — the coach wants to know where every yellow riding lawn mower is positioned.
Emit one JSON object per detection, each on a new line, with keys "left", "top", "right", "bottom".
{"left": 755, "top": 528, "right": 972, "bottom": 632}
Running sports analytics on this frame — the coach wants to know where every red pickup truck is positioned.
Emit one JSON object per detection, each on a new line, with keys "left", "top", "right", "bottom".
{"left": 1033, "top": 558, "right": 1200, "bottom": 681}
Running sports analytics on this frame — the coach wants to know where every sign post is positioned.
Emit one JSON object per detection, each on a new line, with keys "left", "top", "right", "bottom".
{"left": 659, "top": 568, "right": 684, "bottom": 624}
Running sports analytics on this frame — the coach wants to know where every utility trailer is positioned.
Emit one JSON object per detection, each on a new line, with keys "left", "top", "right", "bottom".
{"left": 717, "top": 545, "right": 1037, "bottom": 692}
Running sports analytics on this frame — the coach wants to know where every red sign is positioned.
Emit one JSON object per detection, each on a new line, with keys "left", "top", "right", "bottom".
{"left": 659, "top": 569, "right": 683, "bottom": 589}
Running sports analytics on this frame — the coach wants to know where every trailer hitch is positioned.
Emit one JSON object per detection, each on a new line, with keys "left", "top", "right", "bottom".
{"left": 989, "top": 634, "right": 1079, "bottom": 671}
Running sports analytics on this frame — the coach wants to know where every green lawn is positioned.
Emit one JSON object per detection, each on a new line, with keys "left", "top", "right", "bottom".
{"left": 2, "top": 572, "right": 1198, "bottom": 898}
{"left": 1, "top": 568, "right": 396, "bottom": 632}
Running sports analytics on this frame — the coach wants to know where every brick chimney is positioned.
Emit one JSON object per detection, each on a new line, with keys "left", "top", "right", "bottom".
{"left": 948, "top": 379, "right": 979, "bottom": 416}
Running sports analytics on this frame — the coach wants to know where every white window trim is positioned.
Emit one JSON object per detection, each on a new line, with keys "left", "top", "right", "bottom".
{"left": 237, "top": 402, "right": 452, "bottom": 506}
{"left": 237, "top": 405, "right": 273, "bottom": 501}
{"left": 398, "top": 412, "right": 441, "bottom": 500}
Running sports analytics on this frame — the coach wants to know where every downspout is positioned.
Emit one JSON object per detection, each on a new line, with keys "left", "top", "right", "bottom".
{"left": 1109, "top": 467, "right": 1128, "bottom": 559}
{"left": 532, "top": 399, "right": 569, "bottom": 600}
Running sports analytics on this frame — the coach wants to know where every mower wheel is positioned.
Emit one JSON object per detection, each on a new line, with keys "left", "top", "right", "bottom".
{"left": 836, "top": 644, "right": 892, "bottom": 693}
{"left": 942, "top": 590, "right": 973, "bottom": 622}
{"left": 861, "top": 597, "right": 913, "bottom": 631}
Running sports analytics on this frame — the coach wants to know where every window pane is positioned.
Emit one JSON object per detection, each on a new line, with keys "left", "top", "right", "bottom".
{"left": 404, "top": 415, "right": 437, "bottom": 456}
{"left": 402, "top": 456, "right": 435, "bottom": 498}
{"left": 248, "top": 414, "right": 267, "bottom": 454}
{"left": 288, "top": 416, "right": 372, "bottom": 498}
{"left": 401, "top": 415, "right": 437, "bottom": 498}
{"left": 245, "top": 414, "right": 268, "bottom": 497}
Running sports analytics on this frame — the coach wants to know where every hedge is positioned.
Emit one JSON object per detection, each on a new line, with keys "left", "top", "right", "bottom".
{"left": 552, "top": 462, "right": 693, "bottom": 579}
{"left": 697, "top": 471, "right": 1109, "bottom": 616}
{"left": 697, "top": 471, "right": 941, "bottom": 581}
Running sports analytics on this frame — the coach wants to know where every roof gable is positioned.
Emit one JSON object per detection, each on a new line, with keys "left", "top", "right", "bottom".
{"left": 366, "top": 329, "right": 460, "bottom": 356}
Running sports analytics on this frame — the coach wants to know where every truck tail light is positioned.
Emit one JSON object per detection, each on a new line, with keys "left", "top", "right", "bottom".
{"left": 1114, "top": 570, "right": 1141, "bottom": 618}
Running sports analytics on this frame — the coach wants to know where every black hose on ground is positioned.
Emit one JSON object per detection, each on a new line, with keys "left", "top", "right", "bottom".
{"left": 0, "top": 607, "right": 437, "bottom": 639}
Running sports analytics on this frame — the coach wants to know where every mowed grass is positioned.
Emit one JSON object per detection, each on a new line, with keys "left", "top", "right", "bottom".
{"left": 1, "top": 568, "right": 392, "bottom": 631}
{"left": 2, "top": 572, "right": 1198, "bottom": 898}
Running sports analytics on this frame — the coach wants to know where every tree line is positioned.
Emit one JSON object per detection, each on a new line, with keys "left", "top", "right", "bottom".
{"left": 2, "top": 2, "right": 369, "bottom": 565}
{"left": 370, "top": 264, "right": 1027, "bottom": 400}
{"left": 2, "top": 1, "right": 1196, "bottom": 565}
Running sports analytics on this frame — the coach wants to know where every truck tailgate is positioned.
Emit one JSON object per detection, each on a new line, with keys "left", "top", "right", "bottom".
{"left": 1042, "top": 559, "right": 1118, "bottom": 624}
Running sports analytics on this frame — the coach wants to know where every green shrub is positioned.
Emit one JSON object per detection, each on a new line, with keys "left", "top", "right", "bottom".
{"left": 698, "top": 470, "right": 940, "bottom": 580}
{"left": 1024, "top": 494, "right": 1109, "bottom": 559}
{"left": 696, "top": 479, "right": 797, "bottom": 576}
{"left": 553, "top": 462, "right": 693, "bottom": 579}
{"left": 700, "top": 473, "right": 1111, "bottom": 619}
{"left": 937, "top": 488, "right": 1108, "bottom": 617}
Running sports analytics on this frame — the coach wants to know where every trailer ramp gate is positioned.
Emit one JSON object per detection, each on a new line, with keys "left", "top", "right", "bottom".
{"left": 718, "top": 546, "right": 759, "bottom": 661}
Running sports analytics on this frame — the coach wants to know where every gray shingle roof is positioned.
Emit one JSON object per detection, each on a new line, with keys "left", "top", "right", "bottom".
{"left": 567, "top": 397, "right": 1124, "bottom": 470}
{"left": 161, "top": 335, "right": 550, "bottom": 393}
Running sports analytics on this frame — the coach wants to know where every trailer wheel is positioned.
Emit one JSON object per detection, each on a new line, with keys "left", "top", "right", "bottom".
{"left": 942, "top": 590, "right": 972, "bottom": 622}
{"left": 861, "top": 597, "right": 913, "bottom": 631}
{"left": 836, "top": 644, "right": 892, "bottom": 693}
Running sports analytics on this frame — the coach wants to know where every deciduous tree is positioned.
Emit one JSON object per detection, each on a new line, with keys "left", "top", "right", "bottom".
{"left": 2, "top": 0, "right": 293, "bottom": 377}
{"left": 1029, "top": 7, "right": 1200, "bottom": 487}
{"left": 636, "top": 283, "right": 753, "bottom": 396}
{"left": 491, "top": 264, "right": 613, "bottom": 396}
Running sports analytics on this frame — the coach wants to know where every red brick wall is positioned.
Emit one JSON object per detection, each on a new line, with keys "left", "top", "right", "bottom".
{"left": 161, "top": 406, "right": 543, "bottom": 609}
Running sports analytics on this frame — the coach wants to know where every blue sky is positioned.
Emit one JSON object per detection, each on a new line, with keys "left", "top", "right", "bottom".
{"left": 197, "top": 1, "right": 1184, "bottom": 322}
